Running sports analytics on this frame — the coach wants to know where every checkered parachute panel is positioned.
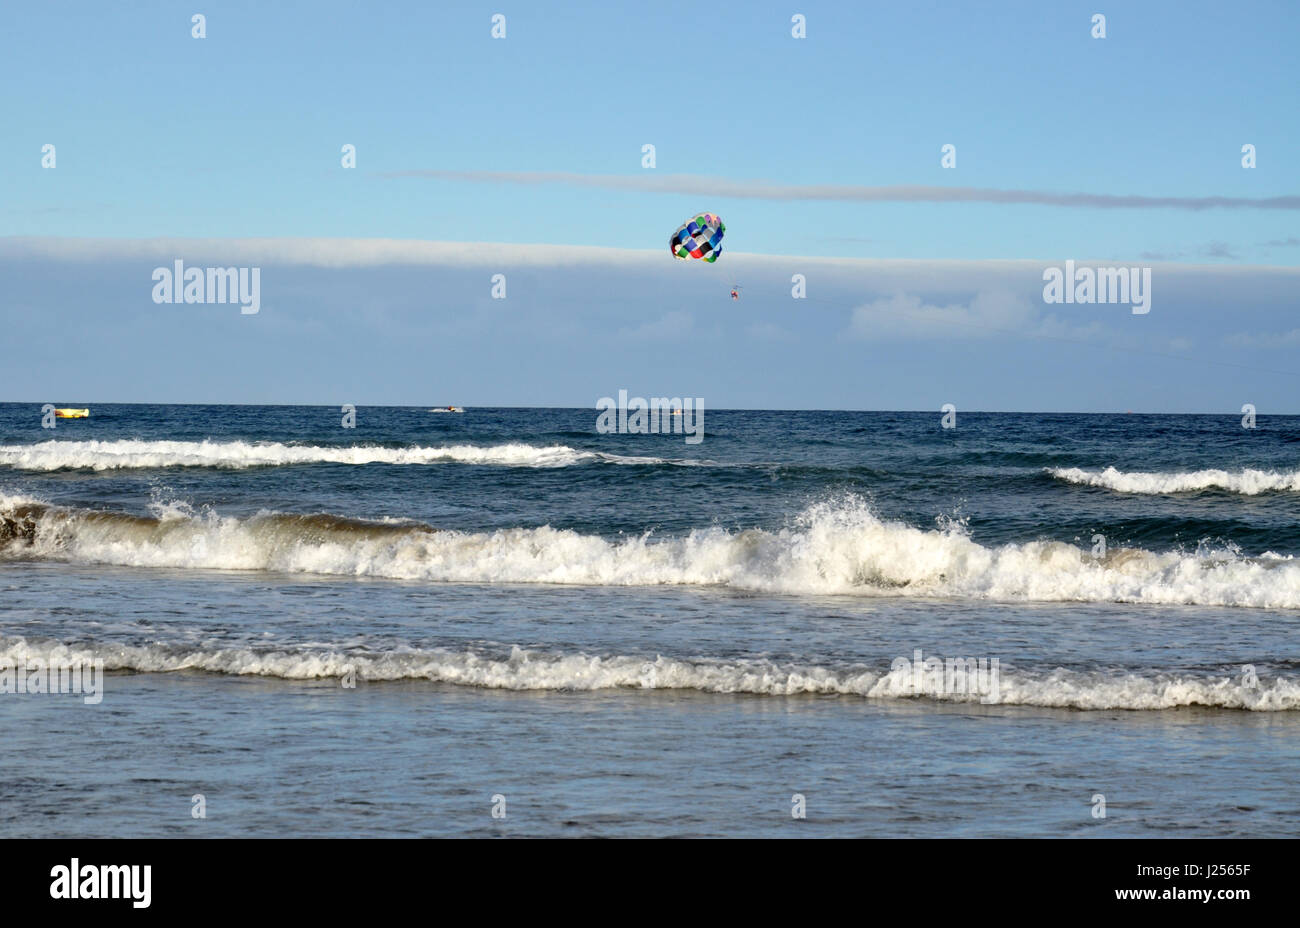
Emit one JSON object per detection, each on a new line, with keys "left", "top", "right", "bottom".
{"left": 669, "top": 213, "right": 725, "bottom": 262}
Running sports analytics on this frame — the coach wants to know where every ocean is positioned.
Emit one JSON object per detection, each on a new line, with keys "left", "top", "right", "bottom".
{"left": 1, "top": 404, "right": 1297, "bottom": 837}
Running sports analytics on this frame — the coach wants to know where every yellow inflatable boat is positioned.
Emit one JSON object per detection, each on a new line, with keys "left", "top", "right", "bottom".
{"left": 54, "top": 408, "right": 89, "bottom": 418}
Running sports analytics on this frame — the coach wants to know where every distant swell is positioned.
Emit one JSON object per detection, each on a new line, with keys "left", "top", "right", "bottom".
{"left": 1049, "top": 465, "right": 1300, "bottom": 495}
{"left": 4, "top": 494, "right": 1299, "bottom": 608}
{"left": 0, "top": 439, "right": 674, "bottom": 471}
{"left": 2, "top": 638, "right": 1295, "bottom": 710}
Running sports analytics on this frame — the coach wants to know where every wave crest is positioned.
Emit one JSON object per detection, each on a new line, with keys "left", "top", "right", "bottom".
{"left": 0, "top": 439, "right": 666, "bottom": 471}
{"left": 4, "top": 494, "right": 1299, "bottom": 608}
{"left": 1049, "top": 465, "right": 1300, "bottom": 495}
{"left": 3, "top": 638, "right": 1294, "bottom": 710}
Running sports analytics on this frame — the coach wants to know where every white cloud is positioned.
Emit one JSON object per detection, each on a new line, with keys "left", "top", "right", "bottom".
{"left": 1226, "top": 329, "right": 1300, "bottom": 348}
{"left": 0, "top": 236, "right": 657, "bottom": 269}
{"left": 383, "top": 170, "right": 1300, "bottom": 211}
{"left": 5, "top": 237, "right": 1298, "bottom": 282}
{"left": 850, "top": 290, "right": 1048, "bottom": 340}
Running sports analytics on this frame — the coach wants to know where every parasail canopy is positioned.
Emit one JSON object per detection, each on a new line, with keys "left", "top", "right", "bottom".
{"left": 670, "top": 213, "right": 725, "bottom": 262}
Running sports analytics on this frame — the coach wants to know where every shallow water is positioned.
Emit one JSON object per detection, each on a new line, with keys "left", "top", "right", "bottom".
{"left": 1, "top": 405, "right": 1297, "bottom": 835}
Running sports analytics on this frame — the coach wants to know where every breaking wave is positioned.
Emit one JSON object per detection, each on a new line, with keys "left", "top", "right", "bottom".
{"left": 2, "top": 637, "right": 1294, "bottom": 710}
{"left": 4, "top": 494, "right": 1299, "bottom": 608}
{"left": 0, "top": 439, "right": 679, "bottom": 471}
{"left": 1050, "top": 465, "right": 1300, "bottom": 495}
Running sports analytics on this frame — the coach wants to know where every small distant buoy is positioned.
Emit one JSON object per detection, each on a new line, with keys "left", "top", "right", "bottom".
{"left": 54, "top": 408, "right": 89, "bottom": 418}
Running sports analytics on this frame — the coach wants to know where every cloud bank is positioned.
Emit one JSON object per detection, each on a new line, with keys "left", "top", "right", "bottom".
{"left": 384, "top": 170, "right": 1300, "bottom": 211}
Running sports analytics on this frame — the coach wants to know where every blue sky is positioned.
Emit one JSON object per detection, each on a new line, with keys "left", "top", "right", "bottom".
{"left": 2, "top": 1, "right": 1298, "bottom": 410}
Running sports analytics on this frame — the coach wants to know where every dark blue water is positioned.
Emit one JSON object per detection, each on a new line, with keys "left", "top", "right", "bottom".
{"left": 5, "top": 405, "right": 1299, "bottom": 548}
{"left": 1, "top": 405, "right": 1297, "bottom": 836}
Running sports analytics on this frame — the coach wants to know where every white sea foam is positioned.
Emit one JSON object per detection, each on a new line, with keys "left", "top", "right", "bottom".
{"left": 5, "top": 494, "right": 1299, "bottom": 608}
{"left": 1049, "top": 465, "right": 1300, "bottom": 495}
{"left": 0, "top": 439, "right": 675, "bottom": 471}
{"left": 2, "top": 637, "right": 1294, "bottom": 710}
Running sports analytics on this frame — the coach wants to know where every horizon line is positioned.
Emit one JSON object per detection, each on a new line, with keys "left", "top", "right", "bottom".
{"left": 3, "top": 402, "right": 1295, "bottom": 416}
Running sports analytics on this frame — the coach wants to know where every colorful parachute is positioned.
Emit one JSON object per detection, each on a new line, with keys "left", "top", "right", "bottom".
{"left": 670, "top": 213, "right": 725, "bottom": 262}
